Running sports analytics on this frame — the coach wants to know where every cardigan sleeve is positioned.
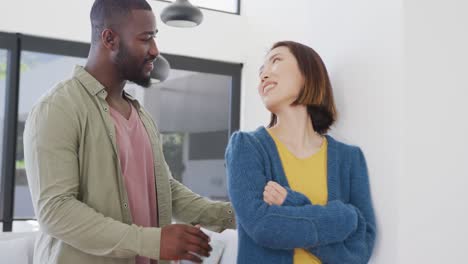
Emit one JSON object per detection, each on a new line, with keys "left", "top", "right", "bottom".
{"left": 305, "top": 147, "right": 377, "bottom": 264}
{"left": 282, "top": 187, "right": 313, "bottom": 206}
{"left": 225, "top": 132, "right": 358, "bottom": 249}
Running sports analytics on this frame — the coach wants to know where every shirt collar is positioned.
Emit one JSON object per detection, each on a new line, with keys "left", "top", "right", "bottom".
{"left": 73, "top": 65, "right": 142, "bottom": 111}
{"left": 73, "top": 65, "right": 106, "bottom": 96}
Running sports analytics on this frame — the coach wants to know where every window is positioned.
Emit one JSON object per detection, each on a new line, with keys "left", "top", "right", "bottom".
{"left": 126, "top": 67, "right": 236, "bottom": 200}
{"left": 15, "top": 51, "right": 87, "bottom": 219}
{"left": 161, "top": 0, "right": 240, "bottom": 14}
{"left": 0, "top": 32, "right": 17, "bottom": 230}
{"left": 0, "top": 33, "right": 89, "bottom": 231}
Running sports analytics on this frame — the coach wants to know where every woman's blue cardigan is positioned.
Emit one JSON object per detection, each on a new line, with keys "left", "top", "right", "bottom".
{"left": 225, "top": 127, "right": 376, "bottom": 264}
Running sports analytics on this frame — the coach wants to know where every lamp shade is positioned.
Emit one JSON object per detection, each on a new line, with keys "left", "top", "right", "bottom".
{"left": 160, "top": 0, "right": 203, "bottom": 28}
{"left": 151, "top": 55, "right": 170, "bottom": 82}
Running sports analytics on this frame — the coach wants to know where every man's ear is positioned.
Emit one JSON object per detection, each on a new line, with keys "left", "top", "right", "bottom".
{"left": 101, "top": 29, "right": 119, "bottom": 51}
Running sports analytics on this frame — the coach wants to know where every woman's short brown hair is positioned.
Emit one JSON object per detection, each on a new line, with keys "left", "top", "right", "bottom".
{"left": 268, "top": 41, "right": 337, "bottom": 135}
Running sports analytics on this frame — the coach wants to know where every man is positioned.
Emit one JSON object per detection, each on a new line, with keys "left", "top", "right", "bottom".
{"left": 23, "top": 1, "right": 235, "bottom": 263}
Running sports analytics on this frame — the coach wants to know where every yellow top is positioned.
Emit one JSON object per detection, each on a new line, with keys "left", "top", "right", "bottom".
{"left": 268, "top": 130, "right": 328, "bottom": 264}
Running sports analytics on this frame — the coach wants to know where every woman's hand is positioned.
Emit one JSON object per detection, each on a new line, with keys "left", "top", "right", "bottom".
{"left": 263, "top": 181, "right": 287, "bottom": 205}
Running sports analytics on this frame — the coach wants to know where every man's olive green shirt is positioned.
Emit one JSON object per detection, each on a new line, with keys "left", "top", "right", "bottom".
{"left": 24, "top": 66, "right": 235, "bottom": 264}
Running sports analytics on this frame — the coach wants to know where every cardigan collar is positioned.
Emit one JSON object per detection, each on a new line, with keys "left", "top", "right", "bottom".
{"left": 253, "top": 126, "right": 340, "bottom": 201}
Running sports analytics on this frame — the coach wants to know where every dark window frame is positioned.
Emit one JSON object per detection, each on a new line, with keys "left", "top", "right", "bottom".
{"left": 0, "top": 32, "right": 21, "bottom": 232}
{"left": 0, "top": 32, "right": 241, "bottom": 232}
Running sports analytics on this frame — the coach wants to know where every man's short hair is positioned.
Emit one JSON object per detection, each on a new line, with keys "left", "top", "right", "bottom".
{"left": 90, "top": 0, "right": 152, "bottom": 44}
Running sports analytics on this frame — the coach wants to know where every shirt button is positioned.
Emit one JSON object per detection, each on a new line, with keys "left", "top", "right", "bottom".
{"left": 229, "top": 219, "right": 233, "bottom": 223}
{"left": 123, "top": 203, "right": 128, "bottom": 208}
{"left": 104, "top": 107, "right": 108, "bottom": 112}
{"left": 228, "top": 209, "right": 233, "bottom": 214}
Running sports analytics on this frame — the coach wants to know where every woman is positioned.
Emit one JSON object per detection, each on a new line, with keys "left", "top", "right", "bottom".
{"left": 225, "top": 41, "right": 376, "bottom": 264}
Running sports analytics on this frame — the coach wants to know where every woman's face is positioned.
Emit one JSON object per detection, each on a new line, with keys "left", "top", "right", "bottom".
{"left": 258, "top": 46, "right": 305, "bottom": 113}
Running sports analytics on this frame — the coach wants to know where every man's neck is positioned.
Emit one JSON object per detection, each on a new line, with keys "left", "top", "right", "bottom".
{"left": 85, "top": 56, "right": 126, "bottom": 101}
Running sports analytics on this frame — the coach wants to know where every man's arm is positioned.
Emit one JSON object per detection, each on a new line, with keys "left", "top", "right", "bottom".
{"left": 24, "top": 101, "right": 161, "bottom": 259}
{"left": 144, "top": 107, "right": 236, "bottom": 233}
{"left": 167, "top": 162, "right": 236, "bottom": 232}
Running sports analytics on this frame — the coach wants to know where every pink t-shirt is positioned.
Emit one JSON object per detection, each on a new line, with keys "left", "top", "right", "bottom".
{"left": 110, "top": 103, "right": 158, "bottom": 264}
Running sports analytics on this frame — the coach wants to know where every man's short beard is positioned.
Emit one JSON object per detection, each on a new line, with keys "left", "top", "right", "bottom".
{"left": 131, "top": 73, "right": 152, "bottom": 88}
{"left": 115, "top": 42, "right": 152, "bottom": 88}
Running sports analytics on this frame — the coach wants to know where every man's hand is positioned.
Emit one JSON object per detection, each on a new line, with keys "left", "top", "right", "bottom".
{"left": 160, "top": 224, "right": 212, "bottom": 263}
{"left": 263, "top": 181, "right": 287, "bottom": 206}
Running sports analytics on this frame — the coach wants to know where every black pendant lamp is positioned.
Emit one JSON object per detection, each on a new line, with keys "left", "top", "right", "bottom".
{"left": 151, "top": 55, "right": 171, "bottom": 82}
{"left": 160, "top": 0, "right": 204, "bottom": 28}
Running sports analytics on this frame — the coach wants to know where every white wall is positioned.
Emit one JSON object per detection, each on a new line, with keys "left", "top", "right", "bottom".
{"left": 242, "top": 1, "right": 403, "bottom": 263}
{"left": 0, "top": 0, "right": 247, "bottom": 61}
{"left": 399, "top": 0, "right": 468, "bottom": 262}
